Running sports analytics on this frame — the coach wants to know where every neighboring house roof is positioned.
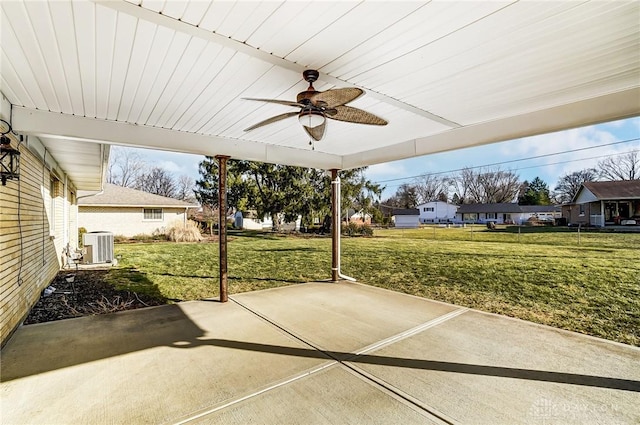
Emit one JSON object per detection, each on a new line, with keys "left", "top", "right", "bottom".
{"left": 78, "top": 184, "right": 198, "bottom": 208}
{"left": 392, "top": 208, "right": 420, "bottom": 216}
{"left": 456, "top": 203, "right": 523, "bottom": 214}
{"left": 457, "top": 203, "right": 560, "bottom": 214}
{"left": 416, "top": 201, "right": 458, "bottom": 209}
{"left": 378, "top": 205, "right": 420, "bottom": 216}
{"left": 416, "top": 201, "right": 458, "bottom": 208}
{"left": 577, "top": 180, "right": 640, "bottom": 201}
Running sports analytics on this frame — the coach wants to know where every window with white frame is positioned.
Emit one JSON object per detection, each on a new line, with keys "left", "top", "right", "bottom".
{"left": 143, "top": 208, "right": 163, "bottom": 221}
{"left": 424, "top": 207, "right": 434, "bottom": 212}
{"left": 486, "top": 213, "right": 496, "bottom": 219}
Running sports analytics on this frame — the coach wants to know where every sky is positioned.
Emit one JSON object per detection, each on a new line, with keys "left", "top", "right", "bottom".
{"left": 113, "top": 116, "right": 640, "bottom": 199}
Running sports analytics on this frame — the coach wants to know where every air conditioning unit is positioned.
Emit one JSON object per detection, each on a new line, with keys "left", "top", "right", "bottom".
{"left": 83, "top": 231, "right": 114, "bottom": 264}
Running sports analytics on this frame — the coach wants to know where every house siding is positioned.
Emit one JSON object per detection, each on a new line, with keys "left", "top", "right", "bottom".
{"left": 1, "top": 139, "right": 74, "bottom": 347}
{"left": 562, "top": 202, "right": 597, "bottom": 226}
{"left": 78, "top": 206, "right": 188, "bottom": 237}
{"left": 417, "top": 202, "right": 458, "bottom": 223}
{"left": 394, "top": 215, "right": 420, "bottom": 228}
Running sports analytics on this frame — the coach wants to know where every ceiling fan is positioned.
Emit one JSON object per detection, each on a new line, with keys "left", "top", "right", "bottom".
{"left": 243, "top": 70, "right": 388, "bottom": 142}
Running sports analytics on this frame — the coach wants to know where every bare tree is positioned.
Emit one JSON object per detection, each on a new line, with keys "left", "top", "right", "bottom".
{"left": 452, "top": 167, "right": 520, "bottom": 204}
{"left": 135, "top": 167, "right": 177, "bottom": 198}
{"left": 107, "top": 147, "right": 147, "bottom": 187}
{"left": 553, "top": 168, "right": 598, "bottom": 203}
{"left": 413, "top": 174, "right": 447, "bottom": 204}
{"left": 449, "top": 173, "right": 470, "bottom": 205}
{"left": 598, "top": 151, "right": 639, "bottom": 181}
{"left": 385, "top": 183, "right": 420, "bottom": 208}
{"left": 479, "top": 168, "right": 521, "bottom": 203}
{"left": 175, "top": 175, "right": 196, "bottom": 202}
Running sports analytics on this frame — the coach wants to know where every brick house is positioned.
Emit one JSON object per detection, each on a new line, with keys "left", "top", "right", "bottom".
{"left": 78, "top": 184, "right": 198, "bottom": 237}
{"left": 561, "top": 180, "right": 640, "bottom": 227}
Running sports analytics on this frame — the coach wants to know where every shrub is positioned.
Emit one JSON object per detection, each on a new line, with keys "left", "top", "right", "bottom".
{"left": 344, "top": 221, "right": 359, "bottom": 236}
{"left": 166, "top": 220, "right": 203, "bottom": 242}
{"left": 132, "top": 234, "right": 155, "bottom": 242}
{"left": 360, "top": 223, "right": 374, "bottom": 237}
{"left": 341, "top": 222, "right": 374, "bottom": 237}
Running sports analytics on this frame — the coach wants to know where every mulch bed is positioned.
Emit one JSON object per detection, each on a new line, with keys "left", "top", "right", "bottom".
{"left": 24, "top": 270, "right": 165, "bottom": 325}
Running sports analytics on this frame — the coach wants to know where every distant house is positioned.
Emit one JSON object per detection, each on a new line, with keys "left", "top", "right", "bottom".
{"left": 347, "top": 209, "right": 372, "bottom": 225}
{"left": 78, "top": 184, "right": 198, "bottom": 237}
{"left": 416, "top": 201, "right": 458, "bottom": 223}
{"left": 519, "top": 205, "right": 562, "bottom": 223}
{"left": 229, "top": 210, "right": 301, "bottom": 231}
{"left": 242, "top": 214, "right": 301, "bottom": 231}
{"left": 561, "top": 180, "right": 640, "bottom": 227}
{"left": 456, "top": 203, "right": 523, "bottom": 224}
{"left": 392, "top": 208, "right": 420, "bottom": 229}
{"left": 455, "top": 203, "right": 560, "bottom": 225}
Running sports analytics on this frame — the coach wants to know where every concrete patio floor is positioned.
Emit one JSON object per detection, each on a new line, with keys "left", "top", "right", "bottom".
{"left": 1, "top": 282, "right": 639, "bottom": 424}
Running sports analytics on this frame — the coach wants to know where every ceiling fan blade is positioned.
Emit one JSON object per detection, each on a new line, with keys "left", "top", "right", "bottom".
{"left": 303, "top": 122, "right": 326, "bottom": 141}
{"left": 243, "top": 98, "right": 305, "bottom": 108}
{"left": 244, "top": 111, "right": 299, "bottom": 131}
{"left": 311, "top": 88, "right": 363, "bottom": 108}
{"left": 328, "top": 105, "right": 388, "bottom": 125}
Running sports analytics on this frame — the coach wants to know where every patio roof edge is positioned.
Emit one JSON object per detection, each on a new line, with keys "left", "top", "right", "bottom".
{"left": 11, "top": 107, "right": 343, "bottom": 169}
{"left": 342, "top": 87, "right": 640, "bottom": 170}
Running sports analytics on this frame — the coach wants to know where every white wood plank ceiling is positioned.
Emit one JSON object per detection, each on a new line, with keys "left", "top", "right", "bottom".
{"left": 1, "top": 0, "right": 639, "bottom": 189}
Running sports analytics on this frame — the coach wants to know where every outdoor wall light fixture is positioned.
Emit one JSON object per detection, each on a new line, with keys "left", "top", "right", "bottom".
{"left": 0, "top": 119, "right": 20, "bottom": 186}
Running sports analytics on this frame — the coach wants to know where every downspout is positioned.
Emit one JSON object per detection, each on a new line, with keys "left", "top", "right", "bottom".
{"left": 63, "top": 174, "right": 68, "bottom": 247}
{"left": 42, "top": 148, "right": 47, "bottom": 267}
{"left": 331, "top": 173, "right": 356, "bottom": 282}
{"left": 75, "top": 144, "right": 108, "bottom": 248}
{"left": 77, "top": 144, "right": 108, "bottom": 200}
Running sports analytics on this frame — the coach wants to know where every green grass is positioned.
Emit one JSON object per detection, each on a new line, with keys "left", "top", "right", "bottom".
{"left": 108, "top": 227, "right": 640, "bottom": 346}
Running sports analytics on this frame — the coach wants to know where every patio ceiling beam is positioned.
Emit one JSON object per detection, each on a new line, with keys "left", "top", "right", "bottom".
{"left": 93, "top": 0, "right": 459, "bottom": 129}
{"left": 11, "top": 107, "right": 343, "bottom": 169}
{"left": 341, "top": 87, "right": 640, "bottom": 169}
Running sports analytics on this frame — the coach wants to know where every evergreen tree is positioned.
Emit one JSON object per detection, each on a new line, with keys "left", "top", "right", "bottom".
{"left": 195, "top": 158, "right": 379, "bottom": 231}
{"left": 518, "top": 177, "right": 551, "bottom": 205}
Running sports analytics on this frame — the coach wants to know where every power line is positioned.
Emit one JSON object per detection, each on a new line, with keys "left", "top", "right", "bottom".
{"left": 373, "top": 137, "right": 640, "bottom": 184}
{"left": 379, "top": 148, "right": 639, "bottom": 190}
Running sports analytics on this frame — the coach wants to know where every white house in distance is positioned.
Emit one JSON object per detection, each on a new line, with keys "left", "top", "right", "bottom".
{"left": 455, "top": 203, "right": 561, "bottom": 224}
{"left": 238, "top": 212, "right": 302, "bottom": 231}
{"left": 392, "top": 208, "right": 420, "bottom": 228}
{"left": 416, "top": 201, "right": 458, "bottom": 223}
{"left": 78, "top": 184, "right": 198, "bottom": 237}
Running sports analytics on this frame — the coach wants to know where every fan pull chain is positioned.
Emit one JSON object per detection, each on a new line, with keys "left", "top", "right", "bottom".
{"left": 308, "top": 138, "right": 315, "bottom": 150}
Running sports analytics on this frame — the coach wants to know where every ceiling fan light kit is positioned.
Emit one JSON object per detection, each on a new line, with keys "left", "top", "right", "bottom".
{"left": 298, "top": 109, "right": 326, "bottom": 128}
{"left": 244, "top": 70, "right": 388, "bottom": 143}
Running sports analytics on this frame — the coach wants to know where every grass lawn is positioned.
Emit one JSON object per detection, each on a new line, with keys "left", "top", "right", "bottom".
{"left": 109, "top": 226, "right": 640, "bottom": 346}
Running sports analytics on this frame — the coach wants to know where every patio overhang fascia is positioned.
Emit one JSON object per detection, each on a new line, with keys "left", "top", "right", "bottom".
{"left": 341, "top": 87, "right": 640, "bottom": 169}
{"left": 11, "top": 106, "right": 343, "bottom": 170}
{"left": 13, "top": 85, "right": 640, "bottom": 172}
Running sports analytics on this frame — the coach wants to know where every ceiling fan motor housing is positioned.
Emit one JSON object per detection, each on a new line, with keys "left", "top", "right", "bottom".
{"left": 303, "top": 69, "right": 319, "bottom": 83}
